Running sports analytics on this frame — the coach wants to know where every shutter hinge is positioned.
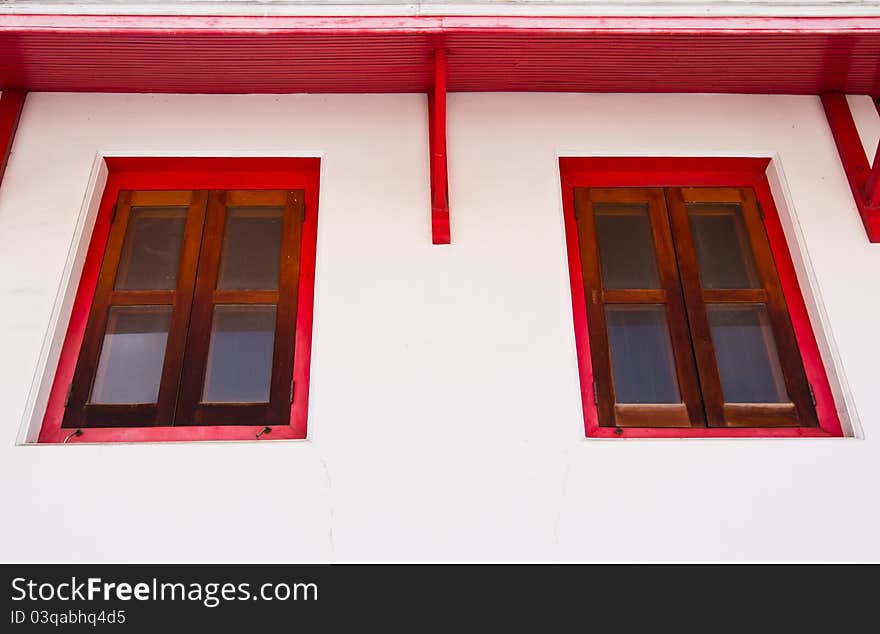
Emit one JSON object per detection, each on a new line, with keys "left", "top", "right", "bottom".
{"left": 290, "top": 379, "right": 295, "bottom": 403}
{"left": 301, "top": 203, "right": 306, "bottom": 223}
{"left": 593, "top": 380, "right": 599, "bottom": 405}
{"left": 110, "top": 203, "right": 118, "bottom": 225}
{"left": 808, "top": 383, "right": 817, "bottom": 408}
{"left": 757, "top": 201, "right": 765, "bottom": 220}
{"left": 64, "top": 383, "right": 73, "bottom": 408}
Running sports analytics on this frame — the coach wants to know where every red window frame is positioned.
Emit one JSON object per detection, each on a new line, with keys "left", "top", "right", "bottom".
{"left": 559, "top": 157, "right": 843, "bottom": 439}
{"left": 38, "top": 157, "right": 320, "bottom": 443}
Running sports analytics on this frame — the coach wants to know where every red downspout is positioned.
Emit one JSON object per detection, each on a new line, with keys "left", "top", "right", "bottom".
{"left": 429, "top": 48, "right": 450, "bottom": 245}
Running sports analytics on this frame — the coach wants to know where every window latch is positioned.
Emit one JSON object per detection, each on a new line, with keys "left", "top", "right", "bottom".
{"left": 255, "top": 426, "right": 271, "bottom": 440}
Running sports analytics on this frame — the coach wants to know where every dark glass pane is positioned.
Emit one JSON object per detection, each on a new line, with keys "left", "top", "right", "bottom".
{"left": 594, "top": 203, "right": 661, "bottom": 289}
{"left": 687, "top": 203, "right": 760, "bottom": 289}
{"left": 202, "top": 305, "right": 276, "bottom": 403}
{"left": 91, "top": 306, "right": 171, "bottom": 404}
{"left": 115, "top": 207, "right": 187, "bottom": 291}
{"left": 708, "top": 304, "right": 788, "bottom": 403}
{"left": 606, "top": 305, "right": 680, "bottom": 404}
{"left": 217, "top": 207, "right": 284, "bottom": 290}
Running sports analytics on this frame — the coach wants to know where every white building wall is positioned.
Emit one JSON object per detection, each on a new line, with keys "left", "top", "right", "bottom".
{"left": 0, "top": 91, "right": 878, "bottom": 561}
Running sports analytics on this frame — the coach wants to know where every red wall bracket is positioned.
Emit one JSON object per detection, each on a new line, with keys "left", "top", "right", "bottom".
{"left": 0, "top": 89, "right": 26, "bottom": 188}
{"left": 821, "top": 92, "right": 880, "bottom": 242}
{"left": 428, "top": 48, "right": 450, "bottom": 245}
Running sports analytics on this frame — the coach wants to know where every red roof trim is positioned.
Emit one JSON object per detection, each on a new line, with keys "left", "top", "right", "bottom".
{"left": 2, "top": 14, "right": 880, "bottom": 95}
{"left": 3, "top": 15, "right": 880, "bottom": 35}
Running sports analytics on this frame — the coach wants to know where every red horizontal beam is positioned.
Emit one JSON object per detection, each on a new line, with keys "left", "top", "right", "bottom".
{"left": 3, "top": 15, "right": 880, "bottom": 35}
{"left": 821, "top": 92, "right": 880, "bottom": 242}
{"left": 2, "top": 15, "right": 880, "bottom": 95}
{"left": 0, "top": 89, "right": 25, "bottom": 188}
{"left": 4, "top": 33, "right": 880, "bottom": 96}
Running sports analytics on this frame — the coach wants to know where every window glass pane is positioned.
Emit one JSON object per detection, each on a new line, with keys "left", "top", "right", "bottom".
{"left": 115, "top": 207, "right": 188, "bottom": 291}
{"left": 687, "top": 203, "right": 760, "bottom": 289}
{"left": 91, "top": 306, "right": 171, "bottom": 404}
{"left": 708, "top": 304, "right": 788, "bottom": 403}
{"left": 594, "top": 203, "right": 661, "bottom": 289}
{"left": 202, "top": 305, "right": 276, "bottom": 403}
{"left": 217, "top": 207, "right": 284, "bottom": 290}
{"left": 606, "top": 304, "right": 680, "bottom": 403}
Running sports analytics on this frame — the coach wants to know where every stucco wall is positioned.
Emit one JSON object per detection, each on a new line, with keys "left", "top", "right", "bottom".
{"left": 0, "top": 92, "right": 878, "bottom": 561}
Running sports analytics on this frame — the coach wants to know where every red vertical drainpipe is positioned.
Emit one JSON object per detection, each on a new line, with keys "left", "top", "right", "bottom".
{"left": 429, "top": 48, "right": 450, "bottom": 245}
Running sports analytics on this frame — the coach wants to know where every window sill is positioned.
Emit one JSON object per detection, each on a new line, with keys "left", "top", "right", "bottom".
{"left": 38, "top": 424, "right": 307, "bottom": 444}
{"left": 586, "top": 424, "right": 839, "bottom": 439}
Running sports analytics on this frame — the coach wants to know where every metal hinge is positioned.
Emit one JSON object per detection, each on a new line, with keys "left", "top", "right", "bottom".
{"left": 808, "top": 383, "right": 817, "bottom": 408}
{"left": 290, "top": 379, "right": 295, "bottom": 403}
{"left": 64, "top": 383, "right": 73, "bottom": 408}
{"left": 757, "top": 201, "right": 765, "bottom": 221}
{"left": 301, "top": 203, "right": 306, "bottom": 223}
{"left": 110, "top": 203, "right": 118, "bottom": 225}
{"left": 593, "top": 380, "right": 599, "bottom": 405}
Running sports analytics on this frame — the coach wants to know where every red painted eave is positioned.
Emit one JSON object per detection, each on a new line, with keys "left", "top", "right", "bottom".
{"left": 1, "top": 15, "right": 880, "bottom": 94}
